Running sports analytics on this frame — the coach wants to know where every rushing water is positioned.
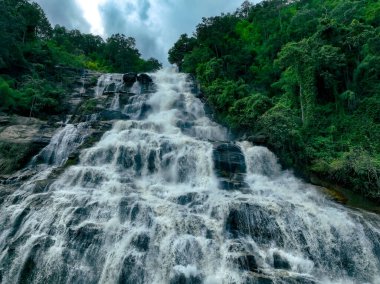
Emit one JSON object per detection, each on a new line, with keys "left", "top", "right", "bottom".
{"left": 0, "top": 69, "right": 380, "bottom": 284}
{"left": 32, "top": 123, "right": 91, "bottom": 167}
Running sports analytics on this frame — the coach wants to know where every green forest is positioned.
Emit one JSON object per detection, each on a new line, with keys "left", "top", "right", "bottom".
{"left": 169, "top": 0, "right": 380, "bottom": 199}
{"left": 1, "top": 0, "right": 379, "bottom": 200}
{"left": 0, "top": 0, "right": 161, "bottom": 118}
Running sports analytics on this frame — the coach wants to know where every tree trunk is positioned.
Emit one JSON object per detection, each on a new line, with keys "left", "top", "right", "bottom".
{"left": 299, "top": 85, "right": 305, "bottom": 124}
{"left": 29, "top": 96, "right": 36, "bottom": 119}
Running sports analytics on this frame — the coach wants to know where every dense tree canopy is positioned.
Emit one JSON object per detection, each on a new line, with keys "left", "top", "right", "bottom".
{"left": 0, "top": 0, "right": 162, "bottom": 117}
{"left": 169, "top": 0, "right": 380, "bottom": 199}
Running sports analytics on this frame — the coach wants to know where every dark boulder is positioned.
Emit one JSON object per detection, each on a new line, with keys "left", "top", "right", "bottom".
{"left": 0, "top": 116, "right": 10, "bottom": 126}
{"left": 137, "top": 73, "right": 153, "bottom": 84}
{"left": 169, "top": 272, "right": 202, "bottom": 284}
{"left": 276, "top": 276, "right": 317, "bottom": 284}
{"left": 99, "top": 110, "right": 130, "bottom": 121}
{"left": 103, "top": 82, "right": 117, "bottom": 94}
{"left": 187, "top": 74, "right": 200, "bottom": 96}
{"left": 212, "top": 143, "right": 247, "bottom": 190}
{"left": 119, "top": 93, "right": 133, "bottom": 105}
{"left": 115, "top": 145, "right": 135, "bottom": 170}
{"left": 119, "top": 197, "right": 130, "bottom": 223}
{"left": 225, "top": 203, "right": 284, "bottom": 246}
{"left": 147, "top": 149, "right": 157, "bottom": 173}
{"left": 235, "top": 254, "right": 259, "bottom": 272}
{"left": 67, "top": 207, "right": 90, "bottom": 227}
{"left": 18, "top": 237, "right": 54, "bottom": 284}
{"left": 131, "top": 233, "right": 150, "bottom": 252}
{"left": 273, "top": 252, "right": 291, "bottom": 270}
{"left": 68, "top": 223, "right": 102, "bottom": 250}
{"left": 244, "top": 275, "right": 274, "bottom": 284}
{"left": 213, "top": 143, "right": 246, "bottom": 174}
{"left": 176, "top": 192, "right": 198, "bottom": 206}
{"left": 123, "top": 72, "right": 137, "bottom": 87}
{"left": 247, "top": 134, "right": 268, "bottom": 145}
{"left": 129, "top": 203, "right": 154, "bottom": 227}
{"left": 138, "top": 73, "right": 155, "bottom": 93}
{"left": 118, "top": 255, "right": 145, "bottom": 284}
{"left": 194, "top": 91, "right": 204, "bottom": 99}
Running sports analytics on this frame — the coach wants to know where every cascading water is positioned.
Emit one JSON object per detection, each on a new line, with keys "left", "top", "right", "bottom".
{"left": 110, "top": 94, "right": 120, "bottom": 111}
{"left": 0, "top": 69, "right": 379, "bottom": 284}
{"left": 32, "top": 123, "right": 91, "bottom": 167}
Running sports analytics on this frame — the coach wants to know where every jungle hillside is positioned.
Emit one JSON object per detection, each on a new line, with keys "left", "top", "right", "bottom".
{"left": 169, "top": 0, "right": 380, "bottom": 200}
{"left": 0, "top": 0, "right": 161, "bottom": 119}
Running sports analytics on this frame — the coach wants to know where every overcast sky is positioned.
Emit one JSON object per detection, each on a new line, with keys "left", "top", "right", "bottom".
{"left": 34, "top": 0, "right": 256, "bottom": 65}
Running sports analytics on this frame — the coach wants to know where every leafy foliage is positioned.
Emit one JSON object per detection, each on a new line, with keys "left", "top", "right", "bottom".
{"left": 0, "top": 0, "right": 162, "bottom": 117}
{"left": 169, "top": 0, "right": 380, "bottom": 199}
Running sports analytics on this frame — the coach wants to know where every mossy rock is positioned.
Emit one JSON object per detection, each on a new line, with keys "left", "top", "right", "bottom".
{"left": 0, "top": 142, "right": 43, "bottom": 175}
{"left": 46, "top": 124, "right": 112, "bottom": 179}
{"left": 86, "top": 76, "right": 99, "bottom": 87}
{"left": 320, "top": 187, "right": 348, "bottom": 204}
{"left": 78, "top": 99, "right": 100, "bottom": 115}
{"left": 63, "top": 153, "right": 80, "bottom": 169}
{"left": 33, "top": 179, "right": 52, "bottom": 193}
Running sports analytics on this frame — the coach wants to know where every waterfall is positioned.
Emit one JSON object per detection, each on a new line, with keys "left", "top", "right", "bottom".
{"left": 0, "top": 69, "right": 379, "bottom": 284}
{"left": 32, "top": 123, "right": 90, "bottom": 167}
{"left": 95, "top": 74, "right": 123, "bottom": 97}
{"left": 110, "top": 94, "right": 120, "bottom": 110}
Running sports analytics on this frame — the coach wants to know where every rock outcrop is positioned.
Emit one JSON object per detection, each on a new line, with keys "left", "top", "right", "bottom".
{"left": 123, "top": 72, "right": 137, "bottom": 87}
{"left": 0, "top": 70, "right": 155, "bottom": 187}
{"left": 137, "top": 73, "right": 153, "bottom": 84}
{"left": 0, "top": 70, "right": 101, "bottom": 177}
{"left": 212, "top": 143, "right": 248, "bottom": 191}
{"left": 0, "top": 116, "right": 56, "bottom": 176}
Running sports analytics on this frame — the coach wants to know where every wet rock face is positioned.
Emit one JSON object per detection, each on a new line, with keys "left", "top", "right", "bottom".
{"left": 118, "top": 255, "right": 145, "bottom": 284}
{"left": 273, "top": 252, "right": 291, "bottom": 270}
{"left": 246, "top": 134, "right": 268, "bottom": 146}
{"left": 0, "top": 71, "right": 102, "bottom": 176}
{"left": 0, "top": 117, "right": 57, "bottom": 175}
{"left": 123, "top": 72, "right": 137, "bottom": 87}
{"left": 103, "top": 82, "right": 117, "bottom": 94}
{"left": 212, "top": 143, "right": 247, "bottom": 190}
{"left": 169, "top": 272, "right": 202, "bottom": 284}
{"left": 99, "top": 110, "right": 130, "bottom": 121}
{"left": 17, "top": 236, "right": 55, "bottom": 284}
{"left": 0, "top": 116, "right": 10, "bottom": 126}
{"left": 137, "top": 73, "right": 153, "bottom": 84}
{"left": 132, "top": 233, "right": 150, "bottom": 252}
{"left": 175, "top": 192, "right": 199, "bottom": 206}
{"left": 225, "top": 203, "right": 284, "bottom": 246}
{"left": 119, "top": 73, "right": 155, "bottom": 94}
{"left": 67, "top": 223, "right": 103, "bottom": 251}
{"left": 138, "top": 73, "right": 155, "bottom": 93}
{"left": 235, "top": 254, "right": 259, "bottom": 272}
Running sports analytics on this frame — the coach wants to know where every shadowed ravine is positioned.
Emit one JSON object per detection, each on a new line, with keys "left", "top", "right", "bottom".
{"left": 0, "top": 69, "right": 380, "bottom": 284}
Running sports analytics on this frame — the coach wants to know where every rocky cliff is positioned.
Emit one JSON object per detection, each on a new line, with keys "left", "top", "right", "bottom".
{"left": 0, "top": 71, "right": 154, "bottom": 186}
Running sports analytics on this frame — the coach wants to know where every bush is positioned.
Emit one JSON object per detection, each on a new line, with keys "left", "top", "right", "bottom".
{"left": 328, "top": 148, "right": 380, "bottom": 198}
{"left": 0, "top": 77, "right": 31, "bottom": 113}
{"left": 227, "top": 93, "right": 272, "bottom": 129}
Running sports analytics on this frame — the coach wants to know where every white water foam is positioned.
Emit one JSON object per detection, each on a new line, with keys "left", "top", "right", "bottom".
{"left": 0, "top": 68, "right": 379, "bottom": 284}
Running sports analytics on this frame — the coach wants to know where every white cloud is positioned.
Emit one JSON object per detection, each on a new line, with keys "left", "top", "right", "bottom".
{"left": 34, "top": 0, "right": 91, "bottom": 32}
{"left": 36, "top": 0, "right": 260, "bottom": 64}
{"left": 99, "top": 0, "right": 248, "bottom": 64}
{"left": 75, "top": 0, "right": 106, "bottom": 35}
